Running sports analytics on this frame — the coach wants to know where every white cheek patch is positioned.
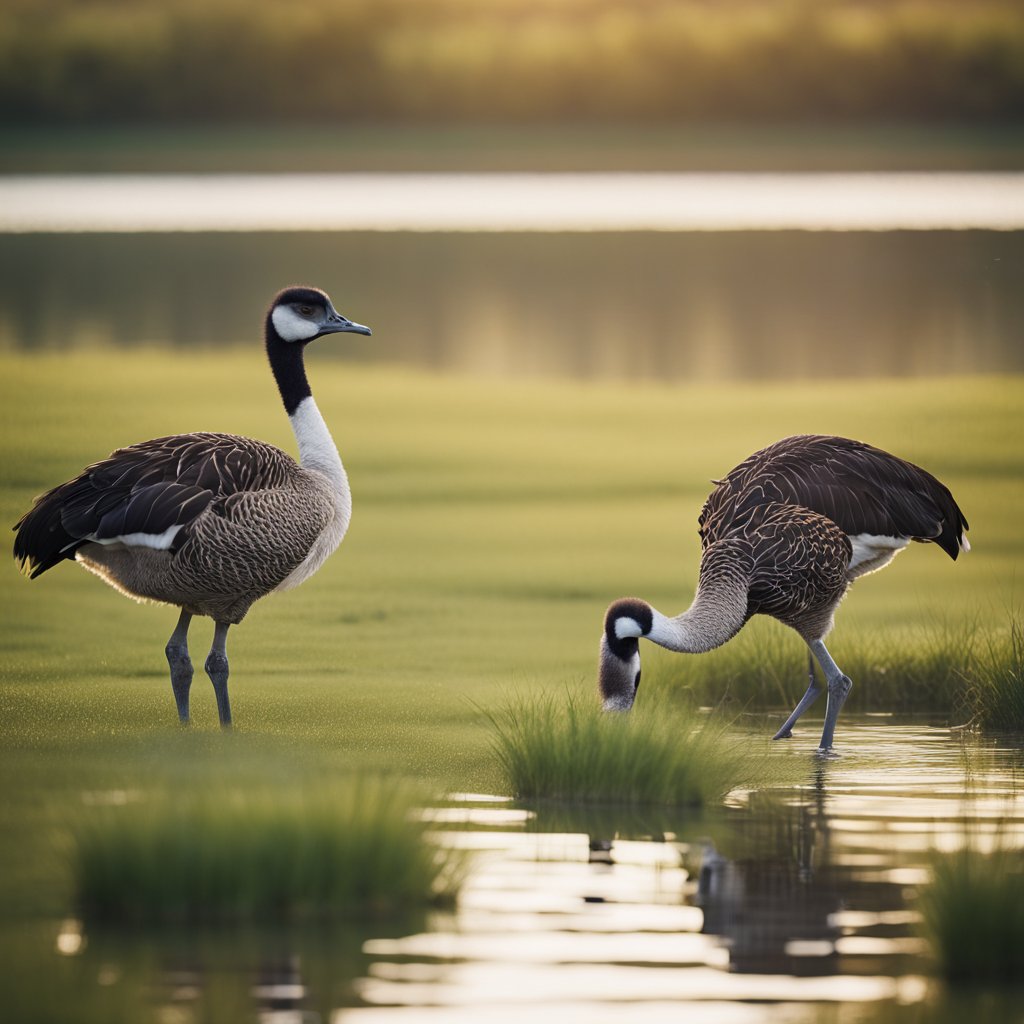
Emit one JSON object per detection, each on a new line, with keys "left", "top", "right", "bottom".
{"left": 614, "top": 617, "right": 644, "bottom": 639}
{"left": 272, "top": 306, "right": 319, "bottom": 342}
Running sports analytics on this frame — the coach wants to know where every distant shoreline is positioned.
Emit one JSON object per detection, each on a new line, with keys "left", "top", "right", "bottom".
{"left": 3, "top": 122, "right": 1024, "bottom": 175}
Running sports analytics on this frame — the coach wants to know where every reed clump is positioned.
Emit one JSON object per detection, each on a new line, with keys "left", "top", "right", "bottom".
{"left": 74, "top": 777, "right": 461, "bottom": 924}
{"left": 487, "top": 690, "right": 761, "bottom": 807}
{"left": 918, "top": 843, "right": 1024, "bottom": 984}
{"left": 680, "top": 614, "right": 1024, "bottom": 729}
{"left": 968, "top": 617, "right": 1024, "bottom": 730}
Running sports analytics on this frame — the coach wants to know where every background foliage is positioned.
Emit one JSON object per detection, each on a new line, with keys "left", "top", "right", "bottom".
{"left": 2, "top": 0, "right": 1023, "bottom": 124}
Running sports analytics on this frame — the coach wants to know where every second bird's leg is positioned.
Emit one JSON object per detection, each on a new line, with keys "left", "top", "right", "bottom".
{"left": 165, "top": 608, "right": 194, "bottom": 723}
{"left": 205, "top": 621, "right": 232, "bottom": 728}
{"left": 772, "top": 651, "right": 823, "bottom": 740}
{"left": 810, "top": 638, "right": 853, "bottom": 753}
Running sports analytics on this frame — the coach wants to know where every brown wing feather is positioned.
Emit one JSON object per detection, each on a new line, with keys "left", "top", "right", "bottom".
{"left": 699, "top": 435, "right": 968, "bottom": 559}
{"left": 13, "top": 433, "right": 298, "bottom": 578}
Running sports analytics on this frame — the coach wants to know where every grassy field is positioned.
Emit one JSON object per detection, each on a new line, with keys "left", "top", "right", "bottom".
{"left": 0, "top": 347, "right": 1021, "bottom": 921}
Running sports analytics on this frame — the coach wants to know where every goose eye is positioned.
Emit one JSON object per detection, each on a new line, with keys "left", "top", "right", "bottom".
{"left": 298, "top": 305, "right": 314, "bottom": 317}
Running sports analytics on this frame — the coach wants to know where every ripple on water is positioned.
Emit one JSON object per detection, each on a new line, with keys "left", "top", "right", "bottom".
{"left": 350, "top": 717, "right": 1024, "bottom": 1019}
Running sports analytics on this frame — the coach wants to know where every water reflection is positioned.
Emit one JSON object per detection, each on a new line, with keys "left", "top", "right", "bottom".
{"left": 8, "top": 720, "right": 1024, "bottom": 1022}
{"left": 0, "top": 231, "right": 1019, "bottom": 380}
{"left": 7, "top": 916, "right": 424, "bottom": 1024}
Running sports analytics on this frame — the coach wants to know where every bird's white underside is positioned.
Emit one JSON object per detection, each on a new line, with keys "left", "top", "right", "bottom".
{"left": 847, "top": 532, "right": 910, "bottom": 574}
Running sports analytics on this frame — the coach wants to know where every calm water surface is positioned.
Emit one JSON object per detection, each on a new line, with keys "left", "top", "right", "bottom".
{"left": 0, "top": 172, "right": 1020, "bottom": 380}
{"left": 0, "top": 230, "right": 1019, "bottom": 380}
{"left": 14, "top": 719, "right": 1024, "bottom": 1023}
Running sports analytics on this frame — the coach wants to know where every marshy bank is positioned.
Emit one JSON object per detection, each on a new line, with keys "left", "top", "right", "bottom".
{"left": 4, "top": 720, "right": 1024, "bottom": 1021}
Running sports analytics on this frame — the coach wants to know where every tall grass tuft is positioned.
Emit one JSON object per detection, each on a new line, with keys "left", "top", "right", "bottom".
{"left": 74, "top": 777, "right": 461, "bottom": 925}
{"left": 678, "top": 613, "right": 1024, "bottom": 728}
{"left": 970, "top": 617, "right": 1024, "bottom": 730}
{"left": 486, "top": 689, "right": 763, "bottom": 807}
{"left": 918, "top": 843, "right": 1024, "bottom": 984}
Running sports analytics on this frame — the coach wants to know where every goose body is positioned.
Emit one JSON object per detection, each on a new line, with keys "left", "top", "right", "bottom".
{"left": 599, "top": 435, "right": 969, "bottom": 752}
{"left": 13, "top": 286, "right": 371, "bottom": 725}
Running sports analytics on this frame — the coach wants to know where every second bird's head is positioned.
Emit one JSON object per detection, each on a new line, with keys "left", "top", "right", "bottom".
{"left": 268, "top": 286, "right": 372, "bottom": 344}
{"left": 598, "top": 597, "right": 654, "bottom": 712}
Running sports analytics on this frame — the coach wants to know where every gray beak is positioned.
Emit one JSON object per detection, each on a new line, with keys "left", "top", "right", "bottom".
{"left": 319, "top": 305, "right": 372, "bottom": 337}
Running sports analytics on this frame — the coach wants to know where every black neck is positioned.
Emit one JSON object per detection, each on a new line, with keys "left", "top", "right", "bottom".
{"left": 266, "top": 320, "right": 312, "bottom": 416}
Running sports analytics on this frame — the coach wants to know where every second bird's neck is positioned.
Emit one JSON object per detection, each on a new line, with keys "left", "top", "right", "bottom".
{"left": 647, "top": 574, "right": 750, "bottom": 654}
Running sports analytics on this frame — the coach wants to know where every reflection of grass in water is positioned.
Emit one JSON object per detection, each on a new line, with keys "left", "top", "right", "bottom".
{"left": 487, "top": 689, "right": 768, "bottom": 807}
{"left": 919, "top": 843, "right": 1024, "bottom": 984}
{"left": 1, "top": 916, "right": 407, "bottom": 1024}
{"left": 74, "top": 778, "right": 461, "bottom": 924}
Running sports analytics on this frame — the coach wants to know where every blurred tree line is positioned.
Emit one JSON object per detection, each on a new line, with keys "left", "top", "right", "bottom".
{"left": 2, "top": 0, "right": 1022, "bottom": 123}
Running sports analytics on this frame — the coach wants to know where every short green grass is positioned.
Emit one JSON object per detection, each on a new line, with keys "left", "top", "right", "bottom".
{"left": 73, "top": 777, "right": 460, "bottom": 924}
{"left": 0, "top": 349, "right": 1021, "bottom": 923}
{"left": 919, "top": 843, "right": 1024, "bottom": 984}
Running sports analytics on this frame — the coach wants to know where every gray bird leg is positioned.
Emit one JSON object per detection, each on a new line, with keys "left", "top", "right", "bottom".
{"left": 772, "top": 651, "right": 823, "bottom": 740}
{"left": 204, "top": 621, "right": 232, "bottom": 728}
{"left": 165, "top": 609, "right": 193, "bottom": 723}
{"left": 810, "top": 638, "right": 853, "bottom": 753}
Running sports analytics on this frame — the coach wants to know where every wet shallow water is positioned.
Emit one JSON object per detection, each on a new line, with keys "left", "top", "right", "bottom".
{"left": 10, "top": 719, "right": 1024, "bottom": 1022}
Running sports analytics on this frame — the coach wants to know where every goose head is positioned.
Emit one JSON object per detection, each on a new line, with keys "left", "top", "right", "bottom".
{"left": 598, "top": 598, "right": 652, "bottom": 711}
{"left": 268, "top": 286, "right": 372, "bottom": 344}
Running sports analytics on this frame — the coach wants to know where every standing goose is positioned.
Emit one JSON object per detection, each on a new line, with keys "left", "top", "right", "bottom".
{"left": 13, "top": 286, "right": 370, "bottom": 727}
{"left": 598, "top": 435, "right": 969, "bottom": 752}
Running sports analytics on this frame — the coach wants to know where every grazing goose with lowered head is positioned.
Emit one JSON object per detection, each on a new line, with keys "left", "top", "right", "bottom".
{"left": 13, "top": 286, "right": 370, "bottom": 727}
{"left": 599, "top": 435, "right": 968, "bottom": 752}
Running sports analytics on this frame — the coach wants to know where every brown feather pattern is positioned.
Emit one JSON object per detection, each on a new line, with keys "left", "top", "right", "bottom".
{"left": 691, "top": 435, "right": 967, "bottom": 641}
{"left": 699, "top": 434, "right": 968, "bottom": 559}
{"left": 13, "top": 432, "right": 334, "bottom": 622}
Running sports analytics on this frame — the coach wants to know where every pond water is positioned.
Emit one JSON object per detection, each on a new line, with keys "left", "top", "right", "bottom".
{"left": 12, "top": 718, "right": 1024, "bottom": 1023}
{"left": 0, "top": 229, "right": 1020, "bottom": 380}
